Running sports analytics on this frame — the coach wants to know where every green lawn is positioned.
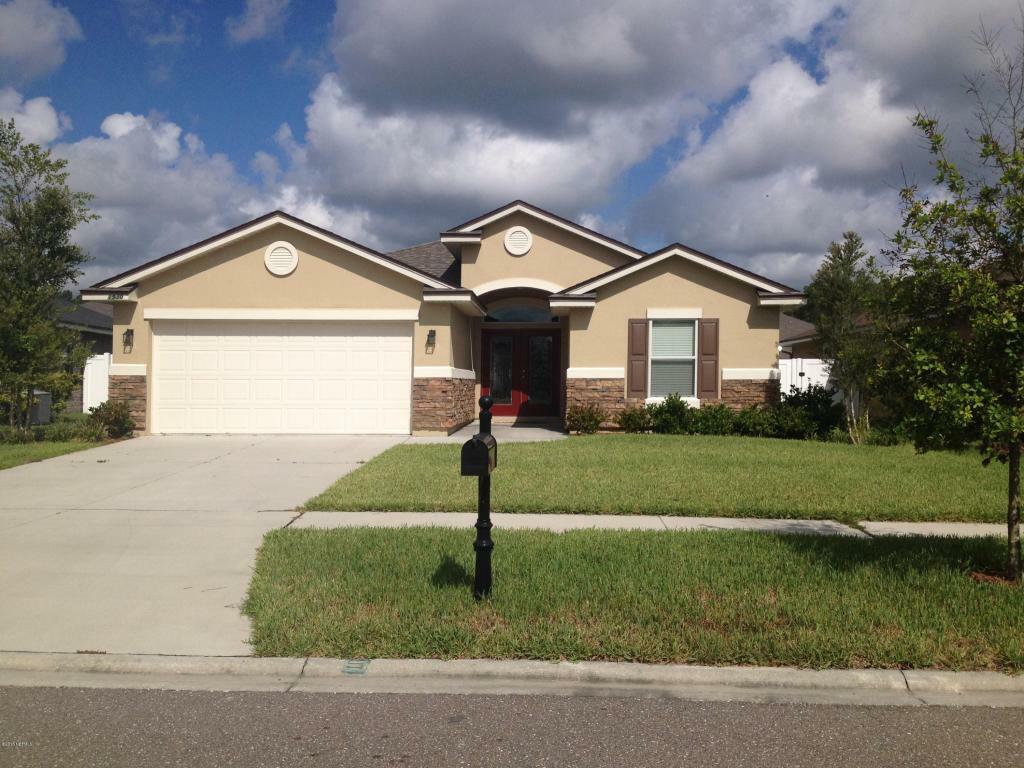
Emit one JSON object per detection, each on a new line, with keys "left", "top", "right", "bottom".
{"left": 243, "top": 528, "right": 1023, "bottom": 670}
{"left": 0, "top": 441, "right": 96, "bottom": 470}
{"left": 306, "top": 435, "right": 1007, "bottom": 523}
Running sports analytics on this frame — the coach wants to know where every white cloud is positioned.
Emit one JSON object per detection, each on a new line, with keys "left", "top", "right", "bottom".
{"left": 226, "top": 0, "right": 289, "bottom": 44}
{"left": 294, "top": 74, "right": 697, "bottom": 214}
{"left": 0, "top": 86, "right": 70, "bottom": 143}
{"left": 331, "top": 0, "right": 837, "bottom": 128}
{"left": 0, "top": 0, "right": 82, "bottom": 84}
{"left": 53, "top": 112, "right": 257, "bottom": 287}
{"left": 633, "top": 0, "right": 1024, "bottom": 287}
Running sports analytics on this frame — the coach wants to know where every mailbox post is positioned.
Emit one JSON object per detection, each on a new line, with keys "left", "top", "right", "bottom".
{"left": 460, "top": 396, "right": 497, "bottom": 599}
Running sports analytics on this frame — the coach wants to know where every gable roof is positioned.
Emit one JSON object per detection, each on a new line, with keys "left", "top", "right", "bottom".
{"left": 388, "top": 240, "right": 460, "bottom": 286}
{"left": 449, "top": 200, "right": 646, "bottom": 261}
{"left": 559, "top": 242, "right": 801, "bottom": 296}
{"left": 91, "top": 211, "right": 454, "bottom": 291}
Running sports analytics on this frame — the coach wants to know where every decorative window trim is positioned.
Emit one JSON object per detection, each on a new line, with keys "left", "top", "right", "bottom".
{"left": 647, "top": 307, "right": 702, "bottom": 319}
{"left": 648, "top": 318, "right": 698, "bottom": 399}
{"left": 566, "top": 367, "right": 625, "bottom": 379}
{"left": 503, "top": 226, "right": 533, "bottom": 256}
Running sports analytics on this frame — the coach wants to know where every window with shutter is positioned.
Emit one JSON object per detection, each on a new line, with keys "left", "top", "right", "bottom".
{"left": 648, "top": 320, "right": 697, "bottom": 398}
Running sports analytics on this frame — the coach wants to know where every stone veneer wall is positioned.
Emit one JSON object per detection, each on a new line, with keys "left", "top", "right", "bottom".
{"left": 565, "top": 378, "right": 641, "bottom": 422}
{"left": 566, "top": 376, "right": 780, "bottom": 420}
{"left": 109, "top": 375, "right": 147, "bottom": 431}
{"left": 412, "top": 377, "right": 476, "bottom": 433}
{"left": 718, "top": 379, "right": 780, "bottom": 409}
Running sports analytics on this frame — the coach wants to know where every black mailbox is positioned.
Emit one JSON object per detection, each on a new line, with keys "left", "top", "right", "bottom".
{"left": 461, "top": 433, "right": 497, "bottom": 476}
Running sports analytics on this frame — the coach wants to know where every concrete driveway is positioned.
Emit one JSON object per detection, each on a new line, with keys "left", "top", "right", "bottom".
{"left": 0, "top": 435, "right": 402, "bottom": 656}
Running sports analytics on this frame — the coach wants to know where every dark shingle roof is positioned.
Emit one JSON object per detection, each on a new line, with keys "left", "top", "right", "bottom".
{"left": 780, "top": 314, "right": 817, "bottom": 343}
{"left": 57, "top": 296, "right": 113, "bottom": 332}
{"left": 387, "top": 240, "right": 460, "bottom": 286}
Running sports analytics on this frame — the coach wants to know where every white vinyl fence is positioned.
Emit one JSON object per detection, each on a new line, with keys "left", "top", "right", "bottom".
{"left": 82, "top": 353, "right": 110, "bottom": 412}
{"left": 779, "top": 357, "right": 831, "bottom": 394}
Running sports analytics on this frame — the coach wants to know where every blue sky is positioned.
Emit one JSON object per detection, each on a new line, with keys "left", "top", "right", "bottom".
{"left": 0, "top": 0, "right": 1013, "bottom": 288}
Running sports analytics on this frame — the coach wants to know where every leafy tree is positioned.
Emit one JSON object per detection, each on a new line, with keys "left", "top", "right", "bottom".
{"left": 0, "top": 120, "right": 95, "bottom": 428}
{"left": 880, "top": 24, "right": 1024, "bottom": 581}
{"left": 803, "top": 231, "right": 880, "bottom": 443}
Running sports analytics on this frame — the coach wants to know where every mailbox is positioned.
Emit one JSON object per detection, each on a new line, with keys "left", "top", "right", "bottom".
{"left": 461, "top": 433, "right": 497, "bottom": 476}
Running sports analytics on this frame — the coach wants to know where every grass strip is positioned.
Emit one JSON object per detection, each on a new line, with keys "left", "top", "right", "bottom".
{"left": 307, "top": 435, "right": 1006, "bottom": 523}
{"left": 244, "top": 527, "right": 1023, "bottom": 671}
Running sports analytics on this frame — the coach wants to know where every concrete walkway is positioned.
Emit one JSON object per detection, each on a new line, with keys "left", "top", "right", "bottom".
{"left": 409, "top": 421, "right": 566, "bottom": 443}
{"left": 295, "top": 511, "right": 867, "bottom": 536}
{"left": 295, "top": 511, "right": 1008, "bottom": 538}
{"left": 859, "top": 521, "right": 1005, "bottom": 538}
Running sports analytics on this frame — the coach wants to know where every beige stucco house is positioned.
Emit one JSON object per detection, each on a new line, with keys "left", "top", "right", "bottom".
{"left": 81, "top": 201, "right": 804, "bottom": 435}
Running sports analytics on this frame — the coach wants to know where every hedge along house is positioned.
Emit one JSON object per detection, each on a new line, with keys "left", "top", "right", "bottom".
{"left": 81, "top": 201, "right": 803, "bottom": 435}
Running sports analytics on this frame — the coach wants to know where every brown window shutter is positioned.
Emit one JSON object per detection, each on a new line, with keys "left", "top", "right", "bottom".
{"left": 697, "top": 318, "right": 719, "bottom": 400}
{"left": 627, "top": 319, "right": 648, "bottom": 398}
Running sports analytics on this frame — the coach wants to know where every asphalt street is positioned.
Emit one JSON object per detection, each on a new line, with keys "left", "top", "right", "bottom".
{"left": 0, "top": 686, "right": 1020, "bottom": 767}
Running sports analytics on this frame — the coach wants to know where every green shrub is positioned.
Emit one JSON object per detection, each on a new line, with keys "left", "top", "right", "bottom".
{"left": 769, "top": 403, "right": 817, "bottom": 440}
{"left": 566, "top": 403, "right": 607, "bottom": 435}
{"left": 0, "top": 426, "right": 38, "bottom": 444}
{"left": 89, "top": 400, "right": 135, "bottom": 439}
{"left": 781, "top": 385, "right": 843, "bottom": 438}
{"left": 649, "top": 394, "right": 692, "bottom": 434}
{"left": 690, "top": 403, "right": 735, "bottom": 435}
{"left": 734, "top": 405, "right": 775, "bottom": 437}
{"left": 865, "top": 425, "right": 908, "bottom": 446}
{"left": 615, "top": 404, "right": 653, "bottom": 433}
{"left": 42, "top": 418, "right": 105, "bottom": 442}
{"left": 826, "top": 425, "right": 851, "bottom": 443}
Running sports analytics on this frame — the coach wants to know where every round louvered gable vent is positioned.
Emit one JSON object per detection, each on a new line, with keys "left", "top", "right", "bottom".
{"left": 264, "top": 241, "right": 298, "bottom": 276}
{"left": 503, "top": 226, "right": 532, "bottom": 256}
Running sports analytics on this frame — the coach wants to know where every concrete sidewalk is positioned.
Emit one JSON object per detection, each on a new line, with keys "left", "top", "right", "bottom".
{"left": 294, "top": 511, "right": 1006, "bottom": 538}
{"left": 1, "top": 651, "right": 1021, "bottom": 708}
{"left": 294, "top": 511, "right": 867, "bottom": 535}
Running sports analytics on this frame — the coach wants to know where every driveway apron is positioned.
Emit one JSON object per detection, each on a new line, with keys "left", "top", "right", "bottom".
{"left": 0, "top": 435, "right": 401, "bottom": 656}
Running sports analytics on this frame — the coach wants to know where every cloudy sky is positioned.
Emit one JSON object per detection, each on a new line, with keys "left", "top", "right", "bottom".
{"left": 0, "top": 0, "right": 1016, "bottom": 289}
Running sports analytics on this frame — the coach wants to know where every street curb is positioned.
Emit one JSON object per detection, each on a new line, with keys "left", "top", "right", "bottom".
{"left": 0, "top": 652, "right": 1021, "bottom": 701}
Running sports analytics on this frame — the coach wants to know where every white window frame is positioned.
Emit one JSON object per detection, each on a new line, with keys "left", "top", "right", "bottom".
{"left": 646, "top": 318, "right": 700, "bottom": 407}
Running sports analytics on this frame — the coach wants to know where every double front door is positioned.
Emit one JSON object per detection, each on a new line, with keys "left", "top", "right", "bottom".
{"left": 481, "top": 329, "right": 560, "bottom": 418}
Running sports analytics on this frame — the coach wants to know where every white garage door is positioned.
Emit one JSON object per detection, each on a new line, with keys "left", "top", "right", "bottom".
{"left": 152, "top": 320, "right": 412, "bottom": 434}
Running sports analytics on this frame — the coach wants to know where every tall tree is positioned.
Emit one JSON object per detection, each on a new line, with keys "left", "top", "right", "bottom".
{"left": 803, "top": 231, "right": 879, "bottom": 443}
{"left": 880, "top": 23, "right": 1024, "bottom": 581}
{"left": 0, "top": 120, "right": 95, "bottom": 427}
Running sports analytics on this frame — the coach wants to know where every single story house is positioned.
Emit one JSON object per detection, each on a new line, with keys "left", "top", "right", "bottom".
{"left": 81, "top": 201, "right": 804, "bottom": 435}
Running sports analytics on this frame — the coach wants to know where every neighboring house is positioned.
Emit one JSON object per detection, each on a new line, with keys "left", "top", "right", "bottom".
{"left": 778, "top": 314, "right": 819, "bottom": 359}
{"left": 778, "top": 314, "right": 831, "bottom": 393}
{"left": 80, "top": 201, "right": 804, "bottom": 435}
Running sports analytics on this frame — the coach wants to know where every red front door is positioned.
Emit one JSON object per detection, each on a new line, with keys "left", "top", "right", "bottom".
{"left": 481, "top": 329, "right": 560, "bottom": 418}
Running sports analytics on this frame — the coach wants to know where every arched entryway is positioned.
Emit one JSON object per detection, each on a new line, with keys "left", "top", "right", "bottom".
{"left": 476, "top": 289, "right": 565, "bottom": 420}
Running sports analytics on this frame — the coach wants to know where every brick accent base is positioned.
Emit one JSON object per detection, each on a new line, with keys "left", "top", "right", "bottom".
{"left": 565, "top": 378, "right": 641, "bottom": 424}
{"left": 109, "top": 375, "right": 147, "bottom": 431}
{"left": 412, "top": 377, "right": 475, "bottom": 433}
{"left": 717, "top": 379, "right": 780, "bottom": 409}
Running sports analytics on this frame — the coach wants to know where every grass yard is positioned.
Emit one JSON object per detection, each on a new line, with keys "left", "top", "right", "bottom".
{"left": 306, "top": 435, "right": 1007, "bottom": 523}
{"left": 0, "top": 441, "right": 96, "bottom": 470}
{"left": 243, "top": 528, "right": 1023, "bottom": 670}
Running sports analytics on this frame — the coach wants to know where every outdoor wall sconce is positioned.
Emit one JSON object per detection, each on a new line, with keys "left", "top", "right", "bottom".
{"left": 122, "top": 328, "right": 134, "bottom": 353}
{"left": 426, "top": 329, "right": 436, "bottom": 353}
